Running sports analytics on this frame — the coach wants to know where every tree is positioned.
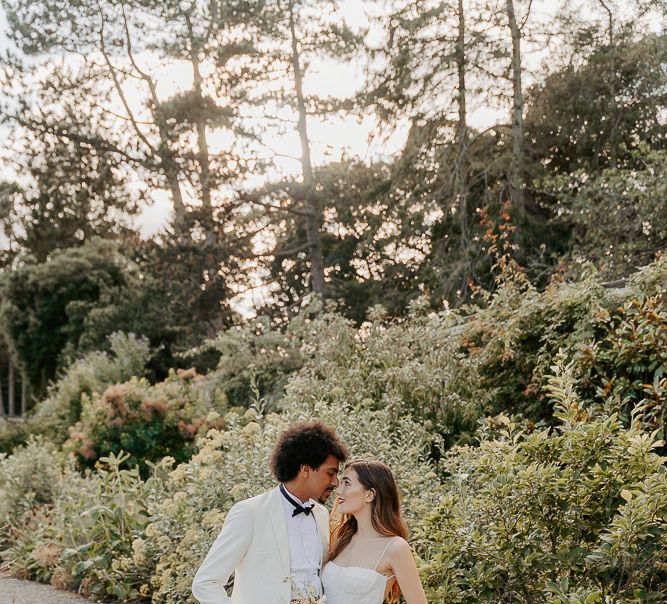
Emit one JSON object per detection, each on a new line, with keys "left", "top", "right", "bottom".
{"left": 365, "top": 0, "right": 545, "bottom": 304}
{"left": 0, "top": 0, "right": 265, "bottom": 331}
{"left": 230, "top": 0, "right": 365, "bottom": 300}
{"left": 504, "top": 0, "right": 528, "bottom": 221}
{"left": 526, "top": 33, "right": 667, "bottom": 175}
{"left": 256, "top": 159, "right": 428, "bottom": 323}
{"left": 0, "top": 238, "right": 174, "bottom": 397}
{"left": 8, "top": 130, "right": 140, "bottom": 263}
{"left": 545, "top": 147, "right": 667, "bottom": 277}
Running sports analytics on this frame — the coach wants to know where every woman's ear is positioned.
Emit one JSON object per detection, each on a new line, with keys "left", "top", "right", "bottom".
{"left": 367, "top": 488, "right": 376, "bottom": 503}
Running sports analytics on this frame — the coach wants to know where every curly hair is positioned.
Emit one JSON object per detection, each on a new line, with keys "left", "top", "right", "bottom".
{"left": 270, "top": 421, "right": 348, "bottom": 482}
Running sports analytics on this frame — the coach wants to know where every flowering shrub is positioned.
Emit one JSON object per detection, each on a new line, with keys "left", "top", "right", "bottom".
{"left": 44, "top": 332, "right": 153, "bottom": 426}
{"left": 0, "top": 332, "right": 151, "bottom": 453}
{"left": 65, "top": 369, "right": 227, "bottom": 474}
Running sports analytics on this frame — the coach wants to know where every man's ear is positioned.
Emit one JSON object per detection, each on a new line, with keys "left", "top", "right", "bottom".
{"left": 300, "top": 463, "right": 312, "bottom": 477}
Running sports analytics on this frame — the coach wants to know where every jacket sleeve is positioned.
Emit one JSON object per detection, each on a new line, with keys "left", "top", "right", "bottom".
{"left": 191, "top": 501, "right": 253, "bottom": 604}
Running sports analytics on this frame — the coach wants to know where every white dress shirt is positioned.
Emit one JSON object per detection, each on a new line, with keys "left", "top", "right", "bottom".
{"left": 280, "top": 485, "right": 323, "bottom": 599}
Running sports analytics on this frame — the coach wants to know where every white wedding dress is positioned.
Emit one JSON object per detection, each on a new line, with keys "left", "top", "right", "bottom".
{"left": 321, "top": 538, "right": 396, "bottom": 604}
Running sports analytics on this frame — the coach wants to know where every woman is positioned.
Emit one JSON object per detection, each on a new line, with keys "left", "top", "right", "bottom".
{"left": 321, "top": 459, "right": 428, "bottom": 604}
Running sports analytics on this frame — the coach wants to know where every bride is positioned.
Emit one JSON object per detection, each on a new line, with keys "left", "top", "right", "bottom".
{"left": 321, "top": 459, "right": 428, "bottom": 604}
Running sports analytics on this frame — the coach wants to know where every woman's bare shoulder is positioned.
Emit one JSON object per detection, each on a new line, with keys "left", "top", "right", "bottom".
{"left": 386, "top": 536, "right": 411, "bottom": 556}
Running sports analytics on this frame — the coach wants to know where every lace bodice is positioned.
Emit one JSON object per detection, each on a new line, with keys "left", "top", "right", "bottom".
{"left": 320, "top": 538, "right": 396, "bottom": 604}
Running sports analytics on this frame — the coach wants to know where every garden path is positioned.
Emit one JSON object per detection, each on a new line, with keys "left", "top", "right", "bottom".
{"left": 0, "top": 577, "right": 95, "bottom": 603}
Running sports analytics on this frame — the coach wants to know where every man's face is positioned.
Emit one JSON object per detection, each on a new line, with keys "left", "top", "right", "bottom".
{"left": 303, "top": 454, "right": 341, "bottom": 504}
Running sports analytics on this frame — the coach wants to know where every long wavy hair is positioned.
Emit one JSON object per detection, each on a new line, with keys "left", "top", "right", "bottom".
{"left": 328, "top": 459, "right": 409, "bottom": 604}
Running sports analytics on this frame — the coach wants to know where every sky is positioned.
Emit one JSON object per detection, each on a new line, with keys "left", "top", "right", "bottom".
{"left": 0, "top": 2, "right": 405, "bottom": 237}
{"left": 0, "top": 1, "right": 507, "bottom": 239}
{"left": 5, "top": 2, "right": 657, "bottom": 241}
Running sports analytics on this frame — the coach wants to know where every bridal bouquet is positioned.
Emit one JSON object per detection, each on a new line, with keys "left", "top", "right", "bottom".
{"left": 283, "top": 576, "right": 327, "bottom": 603}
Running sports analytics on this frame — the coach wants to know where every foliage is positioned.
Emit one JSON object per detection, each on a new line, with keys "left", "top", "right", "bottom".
{"left": 460, "top": 256, "right": 667, "bottom": 428}
{"left": 0, "top": 332, "right": 152, "bottom": 455}
{"left": 0, "top": 396, "right": 437, "bottom": 603}
{"left": 256, "top": 160, "right": 427, "bottom": 323}
{"left": 273, "top": 299, "right": 487, "bottom": 449}
{"left": 544, "top": 148, "right": 667, "bottom": 279}
{"left": 1, "top": 448, "right": 156, "bottom": 601}
{"left": 0, "top": 419, "right": 35, "bottom": 456}
{"left": 461, "top": 271, "right": 607, "bottom": 419}
{"left": 417, "top": 356, "right": 667, "bottom": 603}
{"left": 0, "top": 239, "right": 173, "bottom": 397}
{"left": 526, "top": 33, "right": 667, "bottom": 175}
{"left": 0, "top": 437, "right": 64, "bottom": 540}
{"left": 184, "top": 307, "right": 313, "bottom": 411}
{"left": 7, "top": 128, "right": 141, "bottom": 265}
{"left": 65, "top": 369, "right": 227, "bottom": 475}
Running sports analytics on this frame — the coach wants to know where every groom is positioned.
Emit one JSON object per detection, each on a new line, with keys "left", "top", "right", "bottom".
{"left": 192, "top": 421, "right": 349, "bottom": 604}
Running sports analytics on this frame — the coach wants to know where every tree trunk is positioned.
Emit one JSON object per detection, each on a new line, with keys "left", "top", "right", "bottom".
{"left": 186, "top": 15, "right": 213, "bottom": 216}
{"left": 21, "top": 374, "right": 27, "bottom": 416}
{"left": 288, "top": 0, "right": 326, "bottom": 295}
{"left": 506, "top": 0, "right": 525, "bottom": 221}
{"left": 456, "top": 0, "right": 470, "bottom": 251}
{"left": 8, "top": 361, "right": 15, "bottom": 417}
{"left": 0, "top": 367, "right": 5, "bottom": 418}
{"left": 598, "top": 0, "right": 618, "bottom": 167}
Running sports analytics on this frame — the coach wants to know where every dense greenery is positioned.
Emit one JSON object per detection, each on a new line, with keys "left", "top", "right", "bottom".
{"left": 0, "top": 1, "right": 666, "bottom": 602}
{"left": 1, "top": 257, "right": 665, "bottom": 603}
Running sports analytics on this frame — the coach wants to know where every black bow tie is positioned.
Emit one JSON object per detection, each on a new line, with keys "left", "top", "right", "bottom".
{"left": 280, "top": 484, "right": 314, "bottom": 517}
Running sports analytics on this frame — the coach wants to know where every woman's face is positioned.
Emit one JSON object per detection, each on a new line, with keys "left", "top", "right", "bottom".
{"left": 336, "top": 467, "right": 374, "bottom": 515}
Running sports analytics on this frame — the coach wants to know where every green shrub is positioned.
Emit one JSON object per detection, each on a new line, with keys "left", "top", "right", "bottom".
{"left": 578, "top": 292, "right": 666, "bottom": 440}
{"left": 278, "top": 300, "right": 487, "bottom": 449}
{"left": 2, "top": 449, "right": 156, "bottom": 600}
{"left": 0, "top": 437, "right": 64, "bottom": 542}
{"left": 0, "top": 419, "right": 38, "bottom": 456}
{"left": 417, "top": 356, "right": 667, "bottom": 603}
{"left": 460, "top": 256, "right": 667, "bottom": 430}
{"left": 38, "top": 332, "right": 152, "bottom": 433}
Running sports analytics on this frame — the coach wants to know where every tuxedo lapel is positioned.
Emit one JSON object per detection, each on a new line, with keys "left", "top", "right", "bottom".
{"left": 268, "top": 487, "right": 290, "bottom": 575}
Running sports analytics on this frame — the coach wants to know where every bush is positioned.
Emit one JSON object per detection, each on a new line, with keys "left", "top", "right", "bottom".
{"left": 460, "top": 256, "right": 667, "bottom": 429}
{"left": 578, "top": 292, "right": 667, "bottom": 441}
{"left": 278, "top": 300, "right": 487, "bottom": 449}
{"left": 65, "top": 368, "right": 227, "bottom": 474}
{"left": 0, "top": 437, "right": 64, "bottom": 541}
{"left": 0, "top": 332, "right": 152, "bottom": 454}
{"left": 1, "top": 448, "right": 156, "bottom": 600}
{"left": 417, "top": 356, "right": 667, "bottom": 603}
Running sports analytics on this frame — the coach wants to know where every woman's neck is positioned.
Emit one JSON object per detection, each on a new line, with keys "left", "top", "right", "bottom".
{"left": 352, "top": 510, "right": 377, "bottom": 539}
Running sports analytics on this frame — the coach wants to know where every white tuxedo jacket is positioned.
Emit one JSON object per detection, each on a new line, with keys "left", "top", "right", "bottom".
{"left": 192, "top": 486, "right": 330, "bottom": 604}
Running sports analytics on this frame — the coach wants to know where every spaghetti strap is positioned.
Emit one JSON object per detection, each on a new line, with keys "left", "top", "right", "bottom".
{"left": 372, "top": 537, "right": 399, "bottom": 571}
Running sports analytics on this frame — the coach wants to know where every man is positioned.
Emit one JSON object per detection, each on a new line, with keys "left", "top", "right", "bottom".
{"left": 192, "top": 421, "right": 349, "bottom": 604}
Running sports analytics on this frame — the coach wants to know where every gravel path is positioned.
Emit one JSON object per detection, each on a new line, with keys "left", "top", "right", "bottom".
{"left": 0, "top": 577, "right": 95, "bottom": 604}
